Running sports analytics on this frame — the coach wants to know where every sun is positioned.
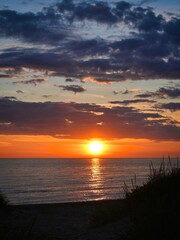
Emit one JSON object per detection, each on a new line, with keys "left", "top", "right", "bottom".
{"left": 88, "top": 141, "right": 104, "bottom": 155}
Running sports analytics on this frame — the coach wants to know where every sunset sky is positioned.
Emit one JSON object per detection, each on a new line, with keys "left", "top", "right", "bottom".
{"left": 0, "top": 0, "right": 180, "bottom": 158}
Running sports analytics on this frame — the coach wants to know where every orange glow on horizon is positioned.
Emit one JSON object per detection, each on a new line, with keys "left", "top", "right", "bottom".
{"left": 0, "top": 135, "right": 180, "bottom": 158}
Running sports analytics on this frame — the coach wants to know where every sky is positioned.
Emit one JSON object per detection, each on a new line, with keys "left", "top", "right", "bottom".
{"left": 0, "top": 0, "right": 180, "bottom": 158}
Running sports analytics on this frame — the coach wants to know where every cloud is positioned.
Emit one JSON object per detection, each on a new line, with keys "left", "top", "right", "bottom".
{"left": 13, "top": 78, "right": 45, "bottom": 86}
{"left": 135, "top": 87, "right": 180, "bottom": 99}
{"left": 55, "top": 84, "right": 86, "bottom": 93}
{"left": 112, "top": 89, "right": 140, "bottom": 95}
{"left": 109, "top": 99, "right": 156, "bottom": 105}
{"left": 0, "top": 98, "right": 179, "bottom": 141}
{"left": 157, "top": 87, "right": 180, "bottom": 98}
{"left": 16, "top": 90, "right": 24, "bottom": 94}
{"left": 56, "top": 0, "right": 75, "bottom": 13}
{"left": 113, "top": 91, "right": 120, "bottom": 95}
{"left": 0, "top": 96, "right": 17, "bottom": 101}
{"left": 0, "top": 74, "right": 12, "bottom": 78}
{"left": 164, "top": 18, "right": 180, "bottom": 44}
{"left": 0, "top": 8, "right": 72, "bottom": 44}
{"left": 72, "top": 1, "right": 117, "bottom": 24}
{"left": 65, "top": 78, "right": 76, "bottom": 82}
{"left": 135, "top": 92, "right": 155, "bottom": 98}
{"left": 160, "top": 103, "right": 180, "bottom": 112}
{"left": 55, "top": 0, "right": 118, "bottom": 24}
{"left": 42, "top": 94, "right": 58, "bottom": 98}
{"left": 0, "top": 1, "right": 179, "bottom": 82}
{"left": 55, "top": 0, "right": 163, "bottom": 30}
{"left": 53, "top": 0, "right": 165, "bottom": 33}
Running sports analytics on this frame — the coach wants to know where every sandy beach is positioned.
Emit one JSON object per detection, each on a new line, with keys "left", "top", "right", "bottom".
{"left": 1, "top": 200, "right": 131, "bottom": 240}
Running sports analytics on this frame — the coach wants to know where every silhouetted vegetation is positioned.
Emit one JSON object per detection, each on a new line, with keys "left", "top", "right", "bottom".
{"left": 125, "top": 158, "right": 180, "bottom": 240}
{"left": 92, "top": 158, "right": 180, "bottom": 240}
{"left": 0, "top": 192, "right": 9, "bottom": 211}
{"left": 0, "top": 191, "right": 35, "bottom": 240}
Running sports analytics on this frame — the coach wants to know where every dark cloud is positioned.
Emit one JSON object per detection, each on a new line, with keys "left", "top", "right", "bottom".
{"left": 135, "top": 93, "right": 153, "bottom": 98}
{"left": 0, "top": 1, "right": 179, "bottom": 82}
{"left": 0, "top": 74, "right": 12, "bottom": 78}
{"left": 0, "top": 39, "right": 179, "bottom": 82}
{"left": 157, "top": 87, "right": 180, "bottom": 98}
{"left": 56, "top": 0, "right": 118, "bottom": 24}
{"left": 0, "top": 96, "right": 17, "bottom": 101}
{"left": 109, "top": 99, "right": 156, "bottom": 105}
{"left": 72, "top": 1, "right": 117, "bottom": 24}
{"left": 42, "top": 94, "right": 58, "bottom": 98}
{"left": 113, "top": 91, "right": 120, "bottom": 95}
{"left": 0, "top": 9, "right": 71, "bottom": 45}
{"left": 164, "top": 18, "right": 180, "bottom": 44}
{"left": 135, "top": 87, "right": 180, "bottom": 99}
{"left": 13, "top": 78, "right": 45, "bottom": 86}
{"left": 131, "top": 7, "right": 164, "bottom": 32}
{"left": 0, "top": 98, "right": 179, "bottom": 140}
{"left": 55, "top": 0, "right": 163, "bottom": 31}
{"left": 113, "top": 1, "right": 131, "bottom": 19}
{"left": 0, "top": 48, "right": 80, "bottom": 80}
{"left": 160, "top": 103, "right": 180, "bottom": 112}
{"left": 113, "top": 89, "right": 137, "bottom": 95}
{"left": 55, "top": 84, "right": 86, "bottom": 94}
{"left": 65, "top": 78, "right": 75, "bottom": 82}
{"left": 56, "top": 0, "right": 75, "bottom": 13}
{"left": 63, "top": 38, "right": 108, "bottom": 58}
{"left": 16, "top": 90, "right": 24, "bottom": 94}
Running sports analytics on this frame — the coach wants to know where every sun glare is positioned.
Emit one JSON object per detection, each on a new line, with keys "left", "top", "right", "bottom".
{"left": 88, "top": 141, "right": 104, "bottom": 155}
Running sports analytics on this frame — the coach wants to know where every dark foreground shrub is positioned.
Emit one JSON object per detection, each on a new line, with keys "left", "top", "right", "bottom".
{"left": 92, "top": 158, "right": 180, "bottom": 240}
{"left": 125, "top": 159, "right": 180, "bottom": 240}
{"left": 0, "top": 192, "right": 10, "bottom": 212}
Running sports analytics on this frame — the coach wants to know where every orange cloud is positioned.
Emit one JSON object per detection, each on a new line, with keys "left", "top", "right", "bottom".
{"left": 83, "top": 76, "right": 112, "bottom": 84}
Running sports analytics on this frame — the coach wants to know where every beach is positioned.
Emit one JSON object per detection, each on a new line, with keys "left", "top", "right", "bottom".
{"left": 1, "top": 161, "right": 179, "bottom": 240}
{"left": 1, "top": 200, "right": 131, "bottom": 240}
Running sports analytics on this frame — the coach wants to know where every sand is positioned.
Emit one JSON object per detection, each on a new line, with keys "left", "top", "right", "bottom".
{"left": 1, "top": 200, "right": 132, "bottom": 240}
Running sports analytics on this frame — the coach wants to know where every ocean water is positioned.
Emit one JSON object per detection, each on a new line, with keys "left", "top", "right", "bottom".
{"left": 0, "top": 158, "right": 173, "bottom": 205}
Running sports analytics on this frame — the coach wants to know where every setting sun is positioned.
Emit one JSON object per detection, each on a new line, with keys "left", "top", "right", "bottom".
{"left": 88, "top": 141, "right": 104, "bottom": 155}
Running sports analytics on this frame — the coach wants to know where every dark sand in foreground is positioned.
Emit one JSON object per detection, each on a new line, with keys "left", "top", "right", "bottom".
{"left": 1, "top": 200, "right": 131, "bottom": 240}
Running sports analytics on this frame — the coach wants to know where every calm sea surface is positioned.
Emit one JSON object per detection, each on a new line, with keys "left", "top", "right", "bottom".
{"left": 0, "top": 158, "right": 174, "bottom": 205}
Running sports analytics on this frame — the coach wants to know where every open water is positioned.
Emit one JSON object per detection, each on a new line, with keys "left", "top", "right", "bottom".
{"left": 0, "top": 158, "right": 173, "bottom": 205}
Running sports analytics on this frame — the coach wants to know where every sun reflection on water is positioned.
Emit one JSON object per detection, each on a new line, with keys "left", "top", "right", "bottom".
{"left": 90, "top": 158, "right": 104, "bottom": 199}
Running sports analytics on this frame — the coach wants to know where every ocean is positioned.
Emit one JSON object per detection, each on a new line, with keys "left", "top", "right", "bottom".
{"left": 0, "top": 158, "right": 174, "bottom": 205}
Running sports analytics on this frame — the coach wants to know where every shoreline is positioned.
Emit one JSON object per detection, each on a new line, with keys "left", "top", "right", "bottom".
{"left": 13, "top": 198, "right": 124, "bottom": 208}
{"left": 2, "top": 198, "right": 127, "bottom": 240}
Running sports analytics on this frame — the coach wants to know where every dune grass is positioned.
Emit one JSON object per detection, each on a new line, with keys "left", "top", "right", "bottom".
{"left": 0, "top": 192, "right": 35, "bottom": 240}
{"left": 92, "top": 157, "right": 180, "bottom": 240}
{"left": 0, "top": 191, "right": 9, "bottom": 212}
{"left": 124, "top": 158, "right": 180, "bottom": 240}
